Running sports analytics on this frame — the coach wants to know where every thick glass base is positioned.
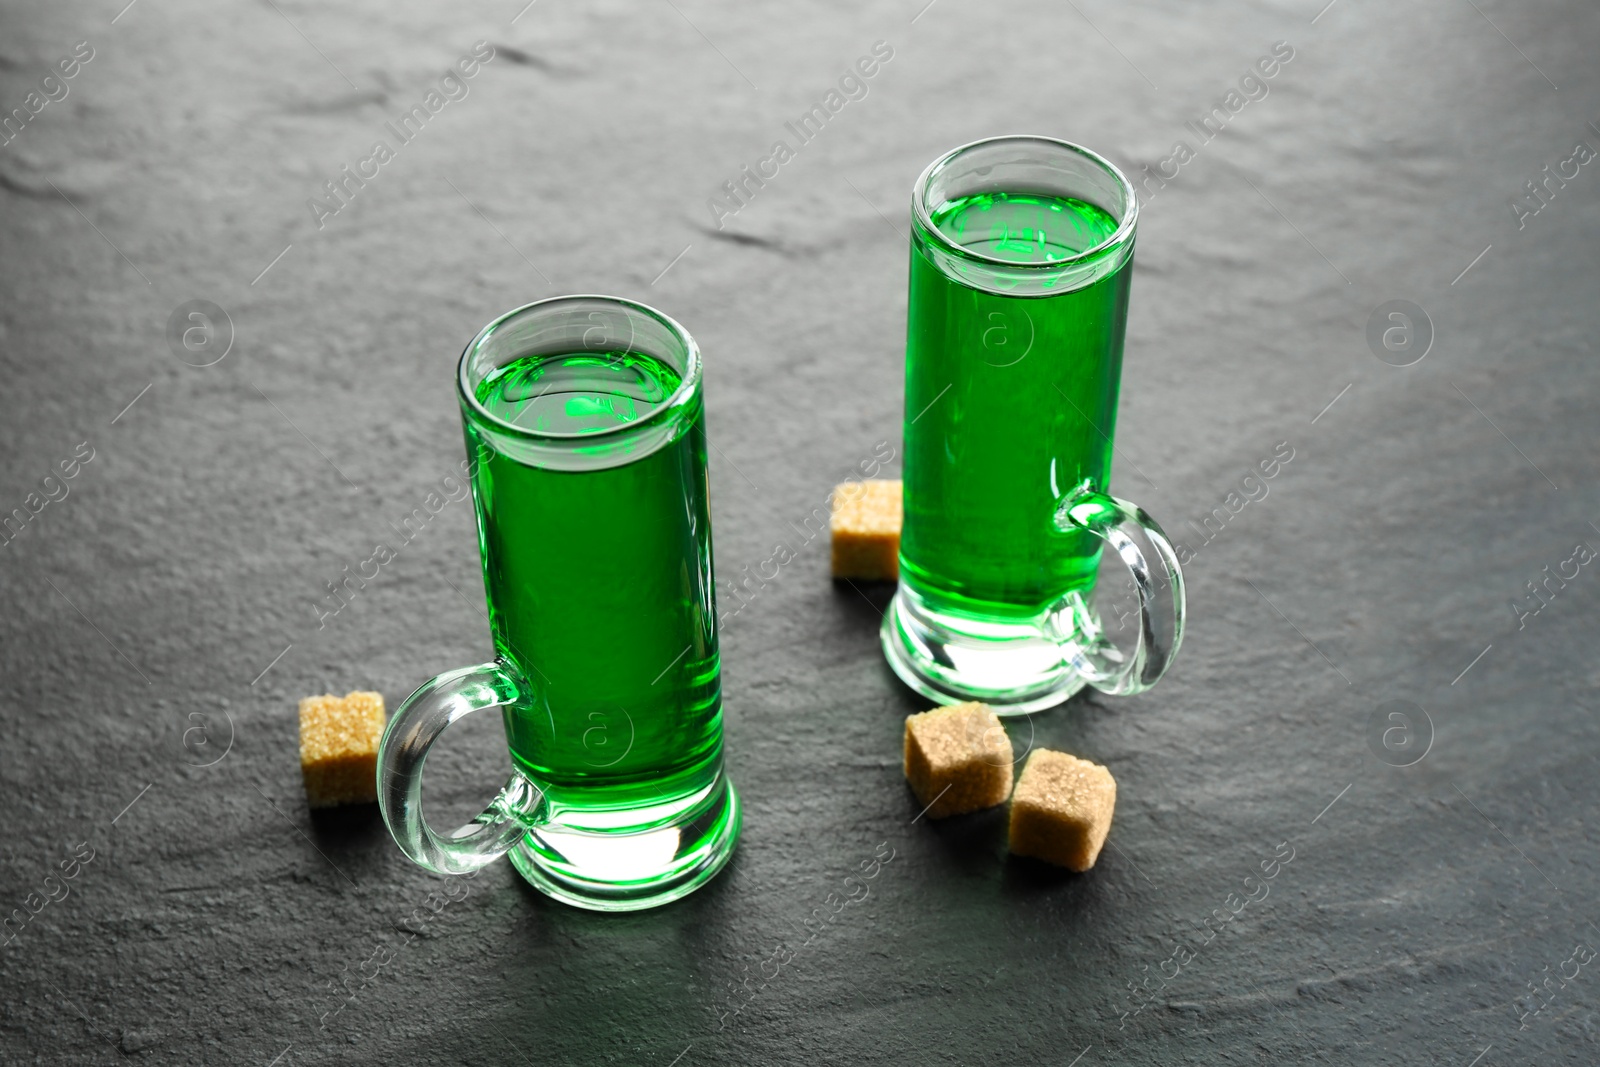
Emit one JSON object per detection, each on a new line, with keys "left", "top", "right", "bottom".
{"left": 507, "top": 771, "right": 740, "bottom": 912}
{"left": 881, "top": 584, "right": 1085, "bottom": 715}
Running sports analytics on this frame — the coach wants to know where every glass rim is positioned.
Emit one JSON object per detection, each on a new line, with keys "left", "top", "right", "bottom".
{"left": 911, "top": 134, "right": 1139, "bottom": 272}
{"left": 455, "top": 294, "right": 702, "bottom": 444}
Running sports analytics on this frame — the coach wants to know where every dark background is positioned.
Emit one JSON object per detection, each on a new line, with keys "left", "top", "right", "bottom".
{"left": 2, "top": 0, "right": 1597, "bottom": 1063}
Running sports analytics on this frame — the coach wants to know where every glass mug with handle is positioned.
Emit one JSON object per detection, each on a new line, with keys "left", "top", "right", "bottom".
{"left": 883, "top": 135, "right": 1185, "bottom": 714}
{"left": 378, "top": 295, "right": 740, "bottom": 911}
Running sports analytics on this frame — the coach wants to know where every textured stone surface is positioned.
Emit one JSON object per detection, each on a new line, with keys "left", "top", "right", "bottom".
{"left": 1, "top": 0, "right": 1597, "bottom": 1063}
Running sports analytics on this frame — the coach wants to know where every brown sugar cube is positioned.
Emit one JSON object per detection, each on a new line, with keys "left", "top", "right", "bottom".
{"left": 903, "top": 702, "right": 1014, "bottom": 818}
{"left": 1008, "top": 749, "right": 1117, "bottom": 871}
{"left": 831, "top": 479, "right": 902, "bottom": 580}
{"left": 299, "top": 691, "right": 387, "bottom": 808}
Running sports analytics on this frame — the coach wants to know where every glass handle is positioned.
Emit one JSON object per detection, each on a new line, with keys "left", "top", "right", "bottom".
{"left": 377, "top": 662, "right": 545, "bottom": 875}
{"left": 1050, "top": 487, "right": 1186, "bottom": 696}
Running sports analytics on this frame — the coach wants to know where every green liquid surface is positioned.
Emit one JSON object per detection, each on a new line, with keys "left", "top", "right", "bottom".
{"left": 901, "top": 191, "right": 1131, "bottom": 619}
{"left": 467, "top": 351, "right": 721, "bottom": 813}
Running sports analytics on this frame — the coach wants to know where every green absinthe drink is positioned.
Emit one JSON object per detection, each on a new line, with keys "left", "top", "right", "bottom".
{"left": 902, "top": 190, "right": 1128, "bottom": 616}
{"left": 884, "top": 136, "right": 1178, "bottom": 714}
{"left": 466, "top": 349, "right": 723, "bottom": 810}
{"left": 376, "top": 296, "right": 738, "bottom": 912}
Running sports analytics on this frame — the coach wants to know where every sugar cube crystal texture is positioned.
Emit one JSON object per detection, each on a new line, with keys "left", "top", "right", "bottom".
{"left": 299, "top": 691, "right": 387, "bottom": 808}
{"left": 831, "top": 479, "right": 902, "bottom": 580}
{"left": 1007, "top": 748, "right": 1116, "bottom": 871}
{"left": 903, "top": 702, "right": 1013, "bottom": 818}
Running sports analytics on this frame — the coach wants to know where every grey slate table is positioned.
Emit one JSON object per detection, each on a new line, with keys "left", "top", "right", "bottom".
{"left": 2, "top": 0, "right": 1597, "bottom": 1063}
